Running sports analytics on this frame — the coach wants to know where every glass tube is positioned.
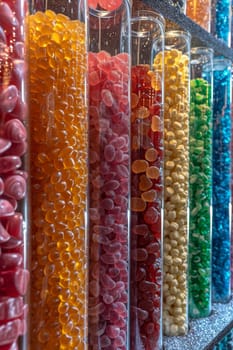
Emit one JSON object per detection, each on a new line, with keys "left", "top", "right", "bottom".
{"left": 28, "top": 1, "right": 88, "bottom": 349}
{"left": 188, "top": 47, "right": 213, "bottom": 319}
{"left": 163, "top": 30, "right": 190, "bottom": 336}
{"left": 0, "top": 1, "right": 30, "bottom": 349}
{"left": 186, "top": 0, "right": 212, "bottom": 32}
{"left": 212, "top": 58, "right": 232, "bottom": 303}
{"left": 88, "top": 1, "right": 131, "bottom": 349}
{"left": 211, "top": 0, "right": 231, "bottom": 46}
{"left": 130, "top": 10, "right": 164, "bottom": 350}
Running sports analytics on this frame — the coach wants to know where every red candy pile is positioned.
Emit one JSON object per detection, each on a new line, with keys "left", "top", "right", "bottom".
{"left": 88, "top": 50, "right": 130, "bottom": 349}
{"left": 0, "top": 1, "right": 29, "bottom": 349}
{"left": 130, "top": 65, "right": 163, "bottom": 349}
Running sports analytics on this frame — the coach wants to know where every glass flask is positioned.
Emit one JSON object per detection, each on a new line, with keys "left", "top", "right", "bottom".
{"left": 186, "top": 0, "right": 212, "bottom": 32}
{"left": 130, "top": 10, "right": 164, "bottom": 350}
{"left": 0, "top": 0, "right": 30, "bottom": 349}
{"left": 162, "top": 30, "right": 190, "bottom": 336}
{"left": 212, "top": 58, "right": 232, "bottom": 303}
{"left": 28, "top": 1, "right": 88, "bottom": 349}
{"left": 88, "top": 1, "right": 131, "bottom": 349}
{"left": 188, "top": 47, "right": 213, "bottom": 319}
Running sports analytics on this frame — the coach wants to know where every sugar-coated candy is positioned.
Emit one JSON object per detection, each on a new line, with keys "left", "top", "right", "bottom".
{"left": 89, "top": 50, "right": 130, "bottom": 349}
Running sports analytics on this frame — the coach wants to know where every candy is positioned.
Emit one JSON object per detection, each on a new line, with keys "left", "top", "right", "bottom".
{"left": 158, "top": 46, "right": 189, "bottom": 336}
{"left": 29, "top": 9, "right": 88, "bottom": 349}
{"left": 212, "top": 59, "right": 231, "bottom": 302}
{"left": 88, "top": 50, "right": 130, "bottom": 349}
{"left": 130, "top": 63, "right": 163, "bottom": 349}
{"left": 188, "top": 77, "right": 212, "bottom": 318}
{"left": 214, "top": 0, "right": 231, "bottom": 45}
{"left": 186, "top": 0, "right": 211, "bottom": 31}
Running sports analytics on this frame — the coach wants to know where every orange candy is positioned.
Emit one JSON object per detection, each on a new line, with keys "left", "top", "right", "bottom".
{"left": 29, "top": 10, "right": 88, "bottom": 350}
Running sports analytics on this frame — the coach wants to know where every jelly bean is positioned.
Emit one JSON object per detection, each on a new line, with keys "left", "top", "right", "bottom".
{"left": 0, "top": 157, "right": 21, "bottom": 173}
{"left": 0, "top": 319, "right": 21, "bottom": 346}
{"left": 29, "top": 9, "right": 88, "bottom": 349}
{"left": 0, "top": 296, "right": 23, "bottom": 321}
{"left": 3, "top": 175, "right": 26, "bottom": 200}
{"left": 0, "top": 86, "right": 18, "bottom": 114}
{"left": 0, "top": 200, "right": 14, "bottom": 217}
{"left": 0, "top": 253, "right": 22, "bottom": 269}
{"left": 6, "top": 97, "right": 28, "bottom": 122}
{"left": 0, "top": 342, "right": 18, "bottom": 350}
{"left": 0, "top": 3, "right": 17, "bottom": 28}
{"left": 89, "top": 50, "right": 130, "bottom": 349}
{"left": 0, "top": 268, "right": 29, "bottom": 297}
{"left": 4, "top": 119, "right": 26, "bottom": 143}
{"left": 0, "top": 139, "right": 11, "bottom": 154}
{"left": 0, "top": 222, "right": 10, "bottom": 243}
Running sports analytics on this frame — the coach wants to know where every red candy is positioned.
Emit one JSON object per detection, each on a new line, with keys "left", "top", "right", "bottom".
{"left": 89, "top": 51, "right": 130, "bottom": 349}
{"left": 130, "top": 65, "right": 163, "bottom": 349}
{"left": 0, "top": 297, "right": 23, "bottom": 321}
{"left": 0, "top": 0, "right": 29, "bottom": 347}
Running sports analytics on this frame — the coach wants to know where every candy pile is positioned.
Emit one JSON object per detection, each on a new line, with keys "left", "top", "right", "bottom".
{"left": 28, "top": 10, "right": 88, "bottom": 349}
{"left": 212, "top": 60, "right": 231, "bottom": 303}
{"left": 0, "top": 0, "right": 29, "bottom": 348}
{"left": 88, "top": 50, "right": 130, "bottom": 350}
{"left": 159, "top": 48, "right": 190, "bottom": 336}
{"left": 188, "top": 78, "right": 212, "bottom": 318}
{"left": 186, "top": 0, "right": 211, "bottom": 31}
{"left": 130, "top": 64, "right": 163, "bottom": 350}
{"left": 214, "top": 0, "right": 231, "bottom": 45}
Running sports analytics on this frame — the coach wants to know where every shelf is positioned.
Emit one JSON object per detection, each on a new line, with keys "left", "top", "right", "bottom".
{"left": 141, "top": 0, "right": 233, "bottom": 60}
{"left": 163, "top": 297, "right": 233, "bottom": 349}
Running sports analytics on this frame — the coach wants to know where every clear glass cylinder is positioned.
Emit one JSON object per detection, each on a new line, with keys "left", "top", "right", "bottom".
{"left": 188, "top": 47, "right": 213, "bottom": 319}
{"left": 0, "top": 1, "right": 30, "bottom": 349}
{"left": 212, "top": 58, "right": 232, "bottom": 303}
{"left": 130, "top": 10, "right": 164, "bottom": 350}
{"left": 186, "top": 0, "right": 211, "bottom": 32}
{"left": 88, "top": 1, "right": 131, "bottom": 349}
{"left": 211, "top": 0, "right": 231, "bottom": 46}
{"left": 28, "top": 1, "right": 88, "bottom": 349}
{"left": 163, "top": 30, "right": 190, "bottom": 336}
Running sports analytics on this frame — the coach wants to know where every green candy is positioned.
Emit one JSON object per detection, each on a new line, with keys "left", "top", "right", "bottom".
{"left": 188, "top": 77, "right": 212, "bottom": 319}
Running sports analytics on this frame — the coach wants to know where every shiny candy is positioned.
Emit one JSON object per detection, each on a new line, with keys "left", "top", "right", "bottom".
{"left": 212, "top": 60, "right": 231, "bottom": 303}
{"left": 88, "top": 50, "right": 130, "bottom": 350}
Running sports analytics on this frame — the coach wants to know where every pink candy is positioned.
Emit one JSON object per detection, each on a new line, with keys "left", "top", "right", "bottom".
{"left": 89, "top": 51, "right": 130, "bottom": 349}
{"left": 0, "top": 0, "right": 29, "bottom": 348}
